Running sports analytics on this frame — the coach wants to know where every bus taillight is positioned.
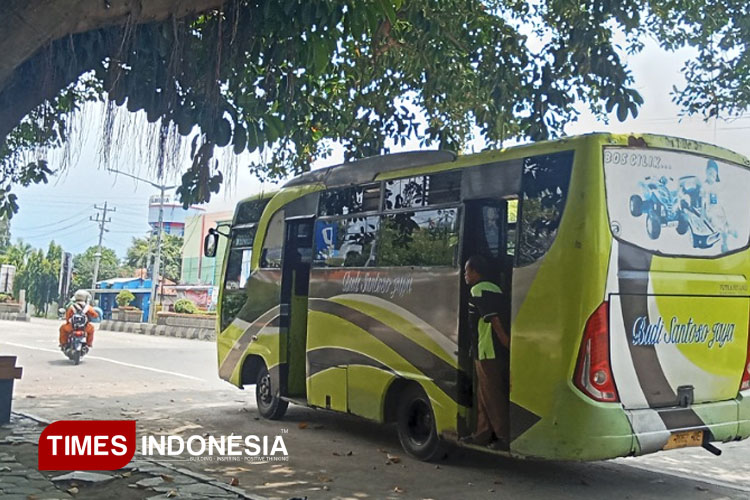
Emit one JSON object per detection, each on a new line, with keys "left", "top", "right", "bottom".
{"left": 574, "top": 302, "right": 619, "bottom": 403}
{"left": 741, "top": 311, "right": 750, "bottom": 392}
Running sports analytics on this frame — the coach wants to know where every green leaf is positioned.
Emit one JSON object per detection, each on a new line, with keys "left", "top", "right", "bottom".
{"left": 377, "top": 0, "right": 398, "bottom": 24}
{"left": 265, "top": 115, "right": 283, "bottom": 143}
{"left": 233, "top": 124, "right": 247, "bottom": 154}
{"left": 312, "top": 39, "right": 329, "bottom": 75}
{"left": 616, "top": 102, "right": 628, "bottom": 122}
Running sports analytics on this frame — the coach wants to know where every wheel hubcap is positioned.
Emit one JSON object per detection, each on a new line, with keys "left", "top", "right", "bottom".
{"left": 258, "top": 373, "right": 273, "bottom": 406}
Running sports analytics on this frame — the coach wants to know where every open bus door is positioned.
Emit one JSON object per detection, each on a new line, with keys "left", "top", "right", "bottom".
{"left": 279, "top": 216, "right": 314, "bottom": 399}
{"left": 458, "top": 198, "right": 515, "bottom": 444}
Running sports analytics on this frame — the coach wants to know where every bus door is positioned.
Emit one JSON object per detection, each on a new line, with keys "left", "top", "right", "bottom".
{"left": 458, "top": 198, "right": 516, "bottom": 439}
{"left": 279, "top": 217, "right": 314, "bottom": 399}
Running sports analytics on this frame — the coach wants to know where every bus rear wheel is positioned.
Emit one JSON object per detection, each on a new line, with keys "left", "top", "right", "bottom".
{"left": 256, "top": 365, "right": 288, "bottom": 420}
{"left": 396, "top": 384, "right": 445, "bottom": 461}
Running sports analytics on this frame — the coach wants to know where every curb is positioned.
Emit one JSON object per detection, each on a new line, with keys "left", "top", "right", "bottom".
{"left": 11, "top": 411, "right": 264, "bottom": 500}
{"left": 99, "top": 320, "right": 215, "bottom": 342}
{"left": 0, "top": 311, "right": 30, "bottom": 322}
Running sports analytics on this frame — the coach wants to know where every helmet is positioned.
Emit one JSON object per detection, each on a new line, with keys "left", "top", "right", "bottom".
{"left": 73, "top": 289, "right": 90, "bottom": 302}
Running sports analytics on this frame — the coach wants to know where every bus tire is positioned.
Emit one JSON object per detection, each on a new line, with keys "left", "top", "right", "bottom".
{"left": 255, "top": 365, "right": 288, "bottom": 420}
{"left": 396, "top": 384, "right": 445, "bottom": 461}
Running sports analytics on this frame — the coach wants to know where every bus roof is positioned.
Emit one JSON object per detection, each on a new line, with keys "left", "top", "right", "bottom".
{"left": 279, "top": 132, "right": 750, "bottom": 190}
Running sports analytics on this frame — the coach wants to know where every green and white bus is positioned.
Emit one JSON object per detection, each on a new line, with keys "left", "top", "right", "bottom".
{"left": 205, "top": 133, "right": 750, "bottom": 461}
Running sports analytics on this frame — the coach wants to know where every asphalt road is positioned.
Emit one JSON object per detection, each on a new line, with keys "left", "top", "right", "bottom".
{"left": 2, "top": 318, "right": 749, "bottom": 500}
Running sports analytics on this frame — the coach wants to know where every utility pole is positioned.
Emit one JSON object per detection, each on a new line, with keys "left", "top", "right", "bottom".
{"left": 107, "top": 168, "right": 176, "bottom": 323}
{"left": 90, "top": 202, "right": 115, "bottom": 289}
{"left": 152, "top": 186, "right": 165, "bottom": 323}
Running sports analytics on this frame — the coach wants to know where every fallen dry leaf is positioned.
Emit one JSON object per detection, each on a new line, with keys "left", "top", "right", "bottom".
{"left": 393, "top": 486, "right": 405, "bottom": 493}
{"left": 160, "top": 474, "right": 174, "bottom": 483}
{"left": 122, "top": 471, "right": 132, "bottom": 478}
{"left": 67, "top": 486, "right": 79, "bottom": 495}
{"left": 229, "top": 477, "right": 240, "bottom": 486}
{"left": 318, "top": 475, "right": 333, "bottom": 483}
{"left": 166, "top": 490, "right": 178, "bottom": 498}
{"left": 386, "top": 453, "right": 401, "bottom": 464}
{"left": 298, "top": 422, "right": 308, "bottom": 429}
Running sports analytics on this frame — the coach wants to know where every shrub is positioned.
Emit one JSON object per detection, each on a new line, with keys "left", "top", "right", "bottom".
{"left": 115, "top": 290, "right": 135, "bottom": 308}
{"left": 174, "top": 299, "right": 197, "bottom": 314}
{"left": 0, "top": 293, "right": 13, "bottom": 303}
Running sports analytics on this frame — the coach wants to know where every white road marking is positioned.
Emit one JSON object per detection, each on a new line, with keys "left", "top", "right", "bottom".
{"left": 2, "top": 341, "right": 207, "bottom": 382}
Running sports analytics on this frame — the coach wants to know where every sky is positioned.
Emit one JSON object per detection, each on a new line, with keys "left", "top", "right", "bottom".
{"left": 8, "top": 38, "right": 750, "bottom": 259}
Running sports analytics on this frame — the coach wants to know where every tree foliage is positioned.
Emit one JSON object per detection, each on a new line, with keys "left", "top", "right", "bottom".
{"left": 0, "top": 0, "right": 748, "bottom": 217}
{"left": 126, "top": 233, "right": 183, "bottom": 283}
{"left": 8, "top": 241, "right": 61, "bottom": 315}
{"left": 71, "top": 246, "right": 120, "bottom": 291}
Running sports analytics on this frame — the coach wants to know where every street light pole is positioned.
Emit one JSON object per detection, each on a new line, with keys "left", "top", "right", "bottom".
{"left": 107, "top": 169, "right": 177, "bottom": 324}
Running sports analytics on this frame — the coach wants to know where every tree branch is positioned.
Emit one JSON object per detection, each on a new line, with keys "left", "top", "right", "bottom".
{"left": 0, "top": 0, "right": 225, "bottom": 90}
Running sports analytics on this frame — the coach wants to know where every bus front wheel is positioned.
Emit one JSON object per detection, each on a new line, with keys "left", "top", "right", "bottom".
{"left": 255, "top": 366, "right": 288, "bottom": 420}
{"left": 396, "top": 384, "right": 445, "bottom": 461}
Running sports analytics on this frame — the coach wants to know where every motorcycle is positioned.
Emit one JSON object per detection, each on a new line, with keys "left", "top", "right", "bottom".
{"left": 62, "top": 313, "right": 90, "bottom": 365}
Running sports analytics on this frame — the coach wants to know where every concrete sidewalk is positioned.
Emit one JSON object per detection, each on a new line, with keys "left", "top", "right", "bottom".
{"left": 0, "top": 413, "right": 259, "bottom": 499}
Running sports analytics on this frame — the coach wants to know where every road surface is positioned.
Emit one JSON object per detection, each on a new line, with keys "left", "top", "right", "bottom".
{"left": 2, "top": 318, "right": 749, "bottom": 499}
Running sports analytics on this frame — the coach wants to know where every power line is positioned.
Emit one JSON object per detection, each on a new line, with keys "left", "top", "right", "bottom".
{"left": 20, "top": 216, "right": 91, "bottom": 240}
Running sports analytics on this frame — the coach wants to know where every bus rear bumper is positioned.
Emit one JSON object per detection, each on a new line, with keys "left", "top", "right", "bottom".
{"left": 628, "top": 397, "right": 747, "bottom": 456}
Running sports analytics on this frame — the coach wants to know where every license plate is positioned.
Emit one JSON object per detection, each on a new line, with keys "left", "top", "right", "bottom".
{"left": 663, "top": 430, "right": 703, "bottom": 450}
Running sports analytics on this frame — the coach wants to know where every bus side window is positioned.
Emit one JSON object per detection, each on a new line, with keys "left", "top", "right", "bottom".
{"left": 506, "top": 199, "right": 518, "bottom": 257}
{"left": 383, "top": 171, "right": 461, "bottom": 210}
{"left": 517, "top": 151, "right": 573, "bottom": 266}
{"left": 319, "top": 184, "right": 380, "bottom": 216}
{"left": 224, "top": 227, "right": 256, "bottom": 290}
{"left": 260, "top": 210, "right": 285, "bottom": 268}
{"left": 379, "top": 208, "right": 459, "bottom": 267}
{"left": 314, "top": 217, "right": 379, "bottom": 268}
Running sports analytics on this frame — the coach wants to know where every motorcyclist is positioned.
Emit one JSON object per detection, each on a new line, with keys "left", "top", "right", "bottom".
{"left": 59, "top": 289, "right": 98, "bottom": 348}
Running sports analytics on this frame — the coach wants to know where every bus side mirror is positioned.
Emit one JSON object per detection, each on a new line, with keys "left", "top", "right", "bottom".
{"left": 204, "top": 229, "right": 219, "bottom": 258}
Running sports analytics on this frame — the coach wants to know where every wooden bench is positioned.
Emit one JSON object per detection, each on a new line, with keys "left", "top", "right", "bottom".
{"left": 0, "top": 356, "right": 23, "bottom": 424}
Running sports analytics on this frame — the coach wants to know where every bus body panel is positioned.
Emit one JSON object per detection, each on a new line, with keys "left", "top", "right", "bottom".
{"left": 508, "top": 133, "right": 750, "bottom": 460}
{"left": 214, "top": 132, "right": 750, "bottom": 461}
{"left": 305, "top": 294, "right": 459, "bottom": 433}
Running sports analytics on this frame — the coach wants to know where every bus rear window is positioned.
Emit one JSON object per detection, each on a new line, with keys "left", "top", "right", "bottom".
{"left": 603, "top": 147, "right": 750, "bottom": 257}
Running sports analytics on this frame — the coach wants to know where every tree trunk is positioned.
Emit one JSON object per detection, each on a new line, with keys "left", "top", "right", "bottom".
{"left": 0, "top": 0, "right": 225, "bottom": 90}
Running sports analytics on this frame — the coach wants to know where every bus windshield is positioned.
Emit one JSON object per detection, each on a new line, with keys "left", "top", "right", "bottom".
{"left": 603, "top": 147, "right": 750, "bottom": 257}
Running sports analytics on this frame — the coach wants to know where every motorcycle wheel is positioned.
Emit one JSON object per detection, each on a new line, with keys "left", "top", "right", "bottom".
{"left": 73, "top": 350, "right": 81, "bottom": 365}
{"left": 647, "top": 209, "right": 662, "bottom": 239}
{"left": 629, "top": 195, "right": 644, "bottom": 217}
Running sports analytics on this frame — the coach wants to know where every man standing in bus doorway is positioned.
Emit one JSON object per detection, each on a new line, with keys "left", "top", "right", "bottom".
{"left": 462, "top": 255, "right": 510, "bottom": 449}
